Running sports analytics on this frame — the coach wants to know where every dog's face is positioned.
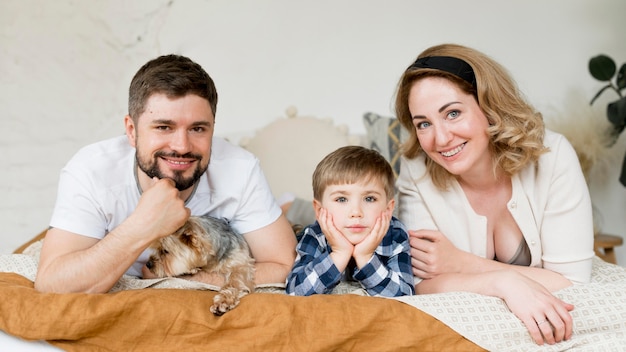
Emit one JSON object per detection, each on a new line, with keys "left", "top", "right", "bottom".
{"left": 145, "top": 217, "right": 216, "bottom": 277}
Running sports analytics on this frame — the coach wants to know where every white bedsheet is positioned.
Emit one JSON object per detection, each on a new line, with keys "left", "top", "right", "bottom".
{"left": 0, "top": 331, "right": 61, "bottom": 351}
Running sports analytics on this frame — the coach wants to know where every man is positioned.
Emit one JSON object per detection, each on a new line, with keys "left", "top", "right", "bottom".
{"left": 34, "top": 54, "right": 296, "bottom": 293}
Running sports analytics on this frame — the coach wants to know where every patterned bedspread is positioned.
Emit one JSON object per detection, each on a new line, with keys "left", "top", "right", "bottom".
{"left": 395, "top": 257, "right": 626, "bottom": 351}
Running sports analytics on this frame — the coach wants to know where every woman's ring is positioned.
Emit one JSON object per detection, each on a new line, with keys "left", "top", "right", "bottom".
{"left": 536, "top": 319, "right": 548, "bottom": 325}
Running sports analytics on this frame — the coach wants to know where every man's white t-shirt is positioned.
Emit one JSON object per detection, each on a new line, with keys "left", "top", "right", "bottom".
{"left": 50, "top": 135, "right": 282, "bottom": 277}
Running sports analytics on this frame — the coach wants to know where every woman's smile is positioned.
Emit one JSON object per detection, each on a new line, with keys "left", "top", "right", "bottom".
{"left": 440, "top": 142, "right": 466, "bottom": 157}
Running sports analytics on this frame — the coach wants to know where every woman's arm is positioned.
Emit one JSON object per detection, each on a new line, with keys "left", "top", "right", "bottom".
{"left": 415, "top": 268, "right": 574, "bottom": 345}
{"left": 411, "top": 230, "right": 575, "bottom": 346}
{"left": 410, "top": 229, "right": 572, "bottom": 291}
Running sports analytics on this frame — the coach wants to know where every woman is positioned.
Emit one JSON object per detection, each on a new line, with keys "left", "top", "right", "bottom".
{"left": 395, "top": 44, "right": 595, "bottom": 345}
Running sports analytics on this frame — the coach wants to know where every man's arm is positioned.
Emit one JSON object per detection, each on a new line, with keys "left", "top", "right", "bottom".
{"left": 35, "top": 224, "right": 156, "bottom": 293}
{"left": 35, "top": 178, "right": 191, "bottom": 293}
{"left": 243, "top": 214, "right": 297, "bottom": 285}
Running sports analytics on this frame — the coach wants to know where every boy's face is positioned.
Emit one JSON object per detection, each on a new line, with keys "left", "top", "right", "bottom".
{"left": 314, "top": 179, "right": 394, "bottom": 245}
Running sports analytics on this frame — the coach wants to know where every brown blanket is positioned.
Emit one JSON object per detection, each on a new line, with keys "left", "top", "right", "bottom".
{"left": 0, "top": 273, "right": 483, "bottom": 351}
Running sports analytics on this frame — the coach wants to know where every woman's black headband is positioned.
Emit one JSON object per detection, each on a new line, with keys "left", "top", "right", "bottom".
{"left": 408, "top": 56, "right": 477, "bottom": 89}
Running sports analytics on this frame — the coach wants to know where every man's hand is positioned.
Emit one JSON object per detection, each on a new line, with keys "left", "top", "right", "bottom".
{"left": 129, "top": 177, "right": 191, "bottom": 242}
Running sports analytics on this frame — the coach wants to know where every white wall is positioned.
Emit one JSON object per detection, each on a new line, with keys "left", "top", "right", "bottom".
{"left": 1, "top": 0, "right": 625, "bottom": 264}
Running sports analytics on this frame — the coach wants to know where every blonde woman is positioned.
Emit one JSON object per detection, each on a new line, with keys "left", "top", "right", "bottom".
{"left": 395, "top": 43, "right": 594, "bottom": 345}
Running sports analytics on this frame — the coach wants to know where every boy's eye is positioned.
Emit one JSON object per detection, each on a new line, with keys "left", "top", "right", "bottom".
{"left": 365, "top": 196, "right": 377, "bottom": 202}
{"left": 335, "top": 197, "right": 347, "bottom": 203}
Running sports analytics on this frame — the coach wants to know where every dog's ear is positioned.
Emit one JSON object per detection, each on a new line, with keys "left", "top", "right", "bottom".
{"left": 179, "top": 231, "right": 200, "bottom": 249}
{"left": 177, "top": 218, "right": 205, "bottom": 249}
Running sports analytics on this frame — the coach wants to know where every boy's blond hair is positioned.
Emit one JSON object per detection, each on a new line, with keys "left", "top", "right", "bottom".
{"left": 312, "top": 146, "right": 395, "bottom": 201}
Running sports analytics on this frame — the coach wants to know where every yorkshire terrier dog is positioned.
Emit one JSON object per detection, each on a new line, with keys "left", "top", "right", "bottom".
{"left": 145, "top": 215, "right": 255, "bottom": 315}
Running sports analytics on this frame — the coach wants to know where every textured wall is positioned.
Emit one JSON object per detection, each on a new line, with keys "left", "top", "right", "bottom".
{"left": 1, "top": 0, "right": 625, "bottom": 264}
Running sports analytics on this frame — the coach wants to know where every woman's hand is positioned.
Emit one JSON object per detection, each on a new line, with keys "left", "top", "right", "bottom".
{"left": 495, "top": 270, "right": 574, "bottom": 345}
{"left": 409, "top": 229, "right": 467, "bottom": 279}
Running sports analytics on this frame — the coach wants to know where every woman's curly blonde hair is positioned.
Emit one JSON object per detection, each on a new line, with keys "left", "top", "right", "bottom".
{"left": 394, "top": 43, "right": 547, "bottom": 190}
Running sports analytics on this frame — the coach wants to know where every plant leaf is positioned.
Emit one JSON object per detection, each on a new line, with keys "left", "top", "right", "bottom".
{"left": 606, "top": 96, "right": 626, "bottom": 129}
{"left": 589, "top": 54, "right": 616, "bottom": 81}
{"left": 617, "top": 63, "right": 626, "bottom": 91}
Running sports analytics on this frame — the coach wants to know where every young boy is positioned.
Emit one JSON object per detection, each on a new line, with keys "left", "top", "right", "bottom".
{"left": 285, "top": 146, "right": 414, "bottom": 297}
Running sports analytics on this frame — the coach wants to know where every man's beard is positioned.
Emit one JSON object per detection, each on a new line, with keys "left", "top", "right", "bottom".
{"left": 136, "top": 150, "right": 207, "bottom": 191}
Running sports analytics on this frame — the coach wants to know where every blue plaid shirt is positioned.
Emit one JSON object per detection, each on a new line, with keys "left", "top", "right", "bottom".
{"left": 286, "top": 216, "right": 414, "bottom": 297}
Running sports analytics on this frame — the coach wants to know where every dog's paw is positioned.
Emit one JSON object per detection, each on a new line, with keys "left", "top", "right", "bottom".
{"left": 210, "top": 294, "right": 239, "bottom": 315}
{"left": 210, "top": 288, "right": 244, "bottom": 316}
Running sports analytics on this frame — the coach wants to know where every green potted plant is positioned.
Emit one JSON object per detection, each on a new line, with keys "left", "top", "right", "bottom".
{"left": 588, "top": 54, "right": 626, "bottom": 186}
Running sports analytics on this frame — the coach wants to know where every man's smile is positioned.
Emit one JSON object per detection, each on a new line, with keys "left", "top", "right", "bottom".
{"left": 161, "top": 157, "right": 197, "bottom": 170}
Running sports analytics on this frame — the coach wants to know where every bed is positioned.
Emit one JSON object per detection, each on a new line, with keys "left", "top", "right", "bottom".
{"left": 1, "top": 107, "right": 625, "bottom": 351}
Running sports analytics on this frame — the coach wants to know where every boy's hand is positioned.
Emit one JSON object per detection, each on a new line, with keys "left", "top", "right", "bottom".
{"left": 353, "top": 211, "right": 389, "bottom": 268}
{"left": 318, "top": 208, "right": 353, "bottom": 271}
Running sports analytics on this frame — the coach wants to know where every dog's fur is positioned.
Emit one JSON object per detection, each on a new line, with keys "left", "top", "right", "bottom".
{"left": 145, "top": 215, "right": 255, "bottom": 315}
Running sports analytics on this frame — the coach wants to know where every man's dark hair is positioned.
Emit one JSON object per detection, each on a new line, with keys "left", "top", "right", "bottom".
{"left": 128, "top": 54, "right": 218, "bottom": 122}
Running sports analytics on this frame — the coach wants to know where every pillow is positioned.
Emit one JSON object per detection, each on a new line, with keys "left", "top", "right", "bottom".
{"left": 240, "top": 110, "right": 357, "bottom": 201}
{"left": 363, "top": 112, "right": 409, "bottom": 178}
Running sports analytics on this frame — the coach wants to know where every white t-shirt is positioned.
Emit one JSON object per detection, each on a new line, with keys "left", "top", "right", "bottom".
{"left": 50, "top": 135, "right": 282, "bottom": 277}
